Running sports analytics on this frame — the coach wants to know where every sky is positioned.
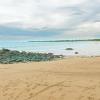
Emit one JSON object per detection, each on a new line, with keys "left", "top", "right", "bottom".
{"left": 0, "top": 0, "right": 100, "bottom": 40}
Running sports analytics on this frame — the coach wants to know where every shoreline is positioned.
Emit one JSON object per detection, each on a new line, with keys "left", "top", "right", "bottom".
{"left": 0, "top": 40, "right": 100, "bottom": 57}
{"left": 1, "top": 48, "right": 100, "bottom": 64}
{"left": 0, "top": 56, "right": 100, "bottom": 65}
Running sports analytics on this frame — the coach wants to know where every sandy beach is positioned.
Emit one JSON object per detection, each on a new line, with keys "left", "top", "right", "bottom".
{"left": 0, "top": 57, "right": 100, "bottom": 100}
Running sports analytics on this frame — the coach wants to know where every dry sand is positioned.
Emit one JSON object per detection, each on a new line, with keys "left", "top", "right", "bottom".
{"left": 0, "top": 57, "right": 100, "bottom": 100}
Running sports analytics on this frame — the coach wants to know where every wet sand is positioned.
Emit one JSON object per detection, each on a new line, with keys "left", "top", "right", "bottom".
{"left": 0, "top": 57, "right": 100, "bottom": 100}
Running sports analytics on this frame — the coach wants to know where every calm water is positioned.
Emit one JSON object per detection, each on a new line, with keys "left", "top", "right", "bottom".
{"left": 0, "top": 41, "right": 100, "bottom": 56}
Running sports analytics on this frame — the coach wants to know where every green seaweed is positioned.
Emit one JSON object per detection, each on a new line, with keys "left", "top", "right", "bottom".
{"left": 0, "top": 49, "right": 63, "bottom": 64}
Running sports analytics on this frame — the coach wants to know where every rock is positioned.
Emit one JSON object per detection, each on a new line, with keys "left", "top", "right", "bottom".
{"left": 75, "top": 52, "right": 79, "bottom": 54}
{"left": 65, "top": 48, "right": 74, "bottom": 50}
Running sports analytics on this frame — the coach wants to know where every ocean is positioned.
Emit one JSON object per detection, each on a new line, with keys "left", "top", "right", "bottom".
{"left": 0, "top": 41, "right": 100, "bottom": 56}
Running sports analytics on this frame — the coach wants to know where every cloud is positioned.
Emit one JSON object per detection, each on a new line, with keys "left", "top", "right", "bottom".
{"left": 0, "top": 0, "right": 100, "bottom": 39}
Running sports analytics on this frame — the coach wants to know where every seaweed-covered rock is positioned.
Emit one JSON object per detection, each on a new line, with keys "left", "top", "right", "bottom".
{"left": 0, "top": 49, "right": 63, "bottom": 64}
{"left": 65, "top": 48, "right": 74, "bottom": 50}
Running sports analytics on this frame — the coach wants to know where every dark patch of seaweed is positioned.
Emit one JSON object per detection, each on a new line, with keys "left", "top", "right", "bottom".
{"left": 0, "top": 49, "right": 64, "bottom": 64}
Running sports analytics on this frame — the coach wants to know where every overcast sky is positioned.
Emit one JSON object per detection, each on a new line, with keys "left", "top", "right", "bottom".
{"left": 0, "top": 0, "right": 100, "bottom": 40}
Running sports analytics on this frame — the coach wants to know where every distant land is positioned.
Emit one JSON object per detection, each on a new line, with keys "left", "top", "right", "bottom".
{"left": 29, "top": 39, "right": 100, "bottom": 42}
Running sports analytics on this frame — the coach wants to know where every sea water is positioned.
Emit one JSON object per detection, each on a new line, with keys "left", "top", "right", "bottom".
{"left": 0, "top": 41, "right": 100, "bottom": 56}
